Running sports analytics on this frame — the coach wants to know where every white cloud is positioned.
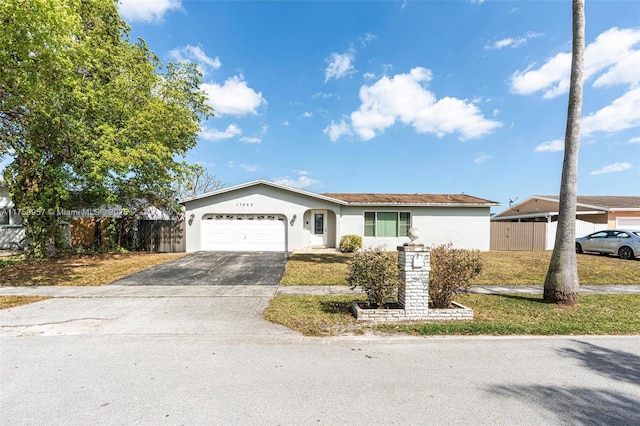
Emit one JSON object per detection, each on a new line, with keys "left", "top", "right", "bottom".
{"left": 202, "top": 76, "right": 265, "bottom": 116}
{"left": 593, "top": 49, "right": 640, "bottom": 88}
{"left": 323, "top": 119, "right": 352, "bottom": 142}
{"left": 301, "top": 111, "right": 313, "bottom": 118}
{"left": 324, "top": 49, "right": 356, "bottom": 82}
{"left": 511, "top": 27, "right": 640, "bottom": 98}
{"left": 581, "top": 87, "right": 640, "bottom": 136}
{"left": 282, "top": 120, "right": 290, "bottom": 126}
{"left": 273, "top": 171, "right": 320, "bottom": 189}
{"left": 590, "top": 162, "right": 632, "bottom": 175}
{"left": 360, "top": 32, "right": 376, "bottom": 47}
{"left": 337, "top": 67, "right": 500, "bottom": 141}
{"left": 485, "top": 32, "right": 542, "bottom": 50}
{"left": 239, "top": 136, "right": 261, "bottom": 144}
{"left": 226, "top": 161, "right": 235, "bottom": 168}
{"left": 535, "top": 139, "right": 564, "bottom": 152}
{"left": 474, "top": 153, "right": 492, "bottom": 164}
{"left": 629, "top": 137, "right": 640, "bottom": 144}
{"left": 118, "top": 0, "right": 181, "bottom": 24}
{"left": 313, "top": 92, "right": 338, "bottom": 99}
{"left": 200, "top": 124, "right": 242, "bottom": 141}
{"left": 363, "top": 72, "right": 376, "bottom": 81}
{"left": 239, "top": 124, "right": 267, "bottom": 144}
{"left": 240, "top": 164, "right": 259, "bottom": 172}
{"left": 169, "top": 45, "right": 221, "bottom": 76}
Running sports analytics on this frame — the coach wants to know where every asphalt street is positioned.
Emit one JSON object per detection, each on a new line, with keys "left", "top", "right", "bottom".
{"left": 2, "top": 295, "right": 639, "bottom": 426}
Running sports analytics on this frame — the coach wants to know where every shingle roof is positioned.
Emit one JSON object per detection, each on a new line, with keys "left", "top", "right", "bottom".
{"left": 536, "top": 195, "right": 640, "bottom": 209}
{"left": 321, "top": 193, "right": 499, "bottom": 206}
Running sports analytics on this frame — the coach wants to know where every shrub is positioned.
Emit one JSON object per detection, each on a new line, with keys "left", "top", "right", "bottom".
{"left": 339, "top": 234, "right": 363, "bottom": 253}
{"left": 347, "top": 246, "right": 400, "bottom": 307}
{"left": 429, "top": 243, "right": 483, "bottom": 309}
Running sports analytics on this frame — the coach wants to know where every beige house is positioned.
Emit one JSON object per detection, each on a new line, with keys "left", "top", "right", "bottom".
{"left": 181, "top": 180, "right": 499, "bottom": 253}
{"left": 490, "top": 195, "right": 640, "bottom": 250}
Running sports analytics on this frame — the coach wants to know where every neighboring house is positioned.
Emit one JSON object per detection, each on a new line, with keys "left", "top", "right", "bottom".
{"left": 490, "top": 195, "right": 640, "bottom": 250}
{"left": 180, "top": 180, "right": 499, "bottom": 253}
{"left": 0, "top": 184, "right": 25, "bottom": 249}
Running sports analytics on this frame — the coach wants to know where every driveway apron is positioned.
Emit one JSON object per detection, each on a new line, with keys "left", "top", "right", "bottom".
{"left": 110, "top": 251, "right": 287, "bottom": 286}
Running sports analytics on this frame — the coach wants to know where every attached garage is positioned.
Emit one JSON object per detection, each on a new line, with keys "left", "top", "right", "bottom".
{"left": 616, "top": 217, "right": 640, "bottom": 230}
{"left": 201, "top": 214, "right": 286, "bottom": 252}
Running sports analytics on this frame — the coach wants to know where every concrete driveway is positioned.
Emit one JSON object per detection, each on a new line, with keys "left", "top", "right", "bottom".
{"left": 111, "top": 251, "right": 288, "bottom": 286}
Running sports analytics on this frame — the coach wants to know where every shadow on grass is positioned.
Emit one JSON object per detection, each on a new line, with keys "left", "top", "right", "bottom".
{"left": 491, "top": 293, "right": 547, "bottom": 304}
{"left": 289, "top": 253, "right": 352, "bottom": 265}
{"left": 559, "top": 340, "right": 640, "bottom": 387}
{"left": 319, "top": 299, "right": 355, "bottom": 315}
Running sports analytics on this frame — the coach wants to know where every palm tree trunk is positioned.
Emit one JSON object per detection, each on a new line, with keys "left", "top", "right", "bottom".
{"left": 544, "top": 0, "right": 585, "bottom": 304}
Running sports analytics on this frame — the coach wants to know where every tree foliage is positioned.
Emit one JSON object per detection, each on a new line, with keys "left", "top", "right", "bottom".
{"left": 429, "top": 243, "right": 483, "bottom": 309}
{"left": 347, "top": 247, "right": 400, "bottom": 308}
{"left": 0, "top": 0, "right": 213, "bottom": 257}
{"left": 543, "top": 0, "right": 585, "bottom": 305}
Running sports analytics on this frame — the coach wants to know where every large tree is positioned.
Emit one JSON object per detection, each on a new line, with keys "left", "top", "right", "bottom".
{"left": 543, "top": 0, "right": 585, "bottom": 305}
{"left": 0, "top": 0, "right": 213, "bottom": 257}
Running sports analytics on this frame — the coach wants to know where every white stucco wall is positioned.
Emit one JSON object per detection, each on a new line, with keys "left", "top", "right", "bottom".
{"left": 182, "top": 184, "right": 340, "bottom": 252}
{"left": 340, "top": 206, "right": 491, "bottom": 251}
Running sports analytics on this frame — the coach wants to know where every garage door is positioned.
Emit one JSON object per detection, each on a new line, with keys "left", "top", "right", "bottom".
{"left": 201, "top": 214, "right": 286, "bottom": 252}
{"left": 616, "top": 217, "right": 640, "bottom": 230}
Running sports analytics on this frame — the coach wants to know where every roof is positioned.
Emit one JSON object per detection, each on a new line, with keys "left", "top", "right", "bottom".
{"left": 535, "top": 195, "right": 640, "bottom": 210}
{"left": 180, "top": 180, "right": 499, "bottom": 207}
{"left": 321, "top": 193, "right": 499, "bottom": 206}
{"left": 492, "top": 195, "right": 640, "bottom": 220}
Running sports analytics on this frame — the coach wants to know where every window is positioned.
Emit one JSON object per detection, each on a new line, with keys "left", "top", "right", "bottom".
{"left": 363, "top": 212, "right": 411, "bottom": 237}
{"left": 0, "top": 209, "right": 8, "bottom": 225}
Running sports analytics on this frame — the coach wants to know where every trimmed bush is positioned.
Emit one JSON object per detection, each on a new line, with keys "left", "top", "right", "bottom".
{"left": 429, "top": 243, "right": 483, "bottom": 309}
{"left": 339, "top": 234, "right": 363, "bottom": 253}
{"left": 347, "top": 246, "right": 400, "bottom": 307}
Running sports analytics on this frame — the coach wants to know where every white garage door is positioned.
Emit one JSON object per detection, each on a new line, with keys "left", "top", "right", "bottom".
{"left": 616, "top": 217, "right": 640, "bottom": 230}
{"left": 201, "top": 214, "right": 286, "bottom": 252}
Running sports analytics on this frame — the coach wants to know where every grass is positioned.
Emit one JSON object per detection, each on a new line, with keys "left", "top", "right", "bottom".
{"left": 0, "top": 296, "right": 50, "bottom": 309}
{"left": 0, "top": 252, "right": 186, "bottom": 286}
{"left": 264, "top": 294, "right": 640, "bottom": 336}
{"left": 474, "top": 251, "right": 640, "bottom": 285}
{"left": 280, "top": 250, "right": 640, "bottom": 286}
{"left": 280, "top": 253, "right": 352, "bottom": 285}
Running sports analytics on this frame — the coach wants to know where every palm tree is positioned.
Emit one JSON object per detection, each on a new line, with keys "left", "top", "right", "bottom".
{"left": 543, "top": 0, "right": 585, "bottom": 305}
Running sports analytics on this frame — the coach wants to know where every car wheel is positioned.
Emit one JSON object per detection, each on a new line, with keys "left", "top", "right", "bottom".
{"left": 618, "top": 246, "right": 634, "bottom": 260}
{"left": 576, "top": 243, "right": 583, "bottom": 254}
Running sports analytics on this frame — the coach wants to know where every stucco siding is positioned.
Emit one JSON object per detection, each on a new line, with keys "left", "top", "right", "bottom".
{"left": 183, "top": 184, "right": 340, "bottom": 251}
{"left": 339, "top": 206, "right": 491, "bottom": 251}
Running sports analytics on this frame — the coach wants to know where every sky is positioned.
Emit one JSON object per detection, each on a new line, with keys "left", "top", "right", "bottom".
{"left": 29, "top": 1, "right": 640, "bottom": 212}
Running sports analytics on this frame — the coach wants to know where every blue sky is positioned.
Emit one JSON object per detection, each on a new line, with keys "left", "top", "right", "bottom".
{"left": 101, "top": 1, "right": 640, "bottom": 210}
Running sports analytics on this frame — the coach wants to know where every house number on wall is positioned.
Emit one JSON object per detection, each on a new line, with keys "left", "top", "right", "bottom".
{"left": 236, "top": 203, "right": 253, "bottom": 207}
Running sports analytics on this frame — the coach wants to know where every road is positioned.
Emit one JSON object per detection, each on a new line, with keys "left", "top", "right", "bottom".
{"left": 1, "top": 294, "right": 638, "bottom": 425}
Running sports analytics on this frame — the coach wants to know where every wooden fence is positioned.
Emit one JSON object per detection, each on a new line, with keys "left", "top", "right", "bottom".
{"left": 490, "top": 220, "right": 608, "bottom": 251}
{"left": 490, "top": 222, "right": 547, "bottom": 251}
{"left": 69, "top": 218, "right": 185, "bottom": 253}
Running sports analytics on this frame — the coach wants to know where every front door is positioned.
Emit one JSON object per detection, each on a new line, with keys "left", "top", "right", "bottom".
{"left": 310, "top": 211, "right": 326, "bottom": 247}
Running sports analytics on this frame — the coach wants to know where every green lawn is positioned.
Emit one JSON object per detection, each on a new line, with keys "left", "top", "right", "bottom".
{"left": 281, "top": 250, "right": 640, "bottom": 286}
{"left": 264, "top": 294, "right": 640, "bottom": 337}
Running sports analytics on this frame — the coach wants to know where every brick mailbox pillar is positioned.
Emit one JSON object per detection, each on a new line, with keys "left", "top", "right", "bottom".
{"left": 397, "top": 243, "right": 430, "bottom": 319}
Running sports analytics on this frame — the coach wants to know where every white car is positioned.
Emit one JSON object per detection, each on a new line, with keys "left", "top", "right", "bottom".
{"left": 575, "top": 229, "right": 640, "bottom": 260}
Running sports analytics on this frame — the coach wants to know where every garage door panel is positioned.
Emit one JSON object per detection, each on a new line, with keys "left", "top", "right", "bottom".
{"left": 201, "top": 215, "right": 286, "bottom": 251}
{"left": 616, "top": 218, "right": 640, "bottom": 230}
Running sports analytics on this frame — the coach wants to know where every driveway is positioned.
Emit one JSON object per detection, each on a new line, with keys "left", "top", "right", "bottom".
{"left": 111, "top": 251, "right": 287, "bottom": 286}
